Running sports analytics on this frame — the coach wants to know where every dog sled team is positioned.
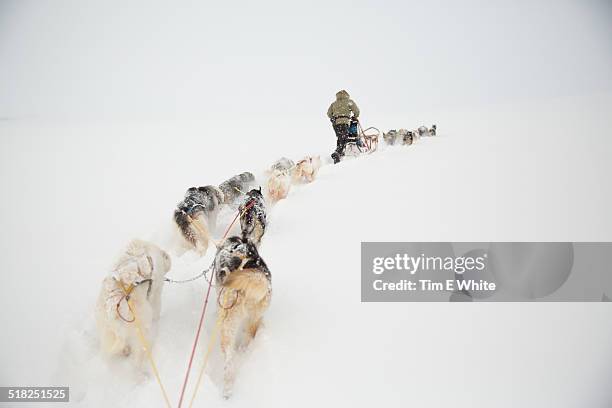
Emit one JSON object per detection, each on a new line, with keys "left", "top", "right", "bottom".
{"left": 95, "top": 89, "right": 436, "bottom": 401}
{"left": 96, "top": 158, "right": 321, "bottom": 399}
{"left": 382, "top": 125, "right": 437, "bottom": 146}
{"left": 327, "top": 89, "right": 436, "bottom": 163}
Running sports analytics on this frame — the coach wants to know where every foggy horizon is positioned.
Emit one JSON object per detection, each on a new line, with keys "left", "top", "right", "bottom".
{"left": 1, "top": 0, "right": 611, "bottom": 122}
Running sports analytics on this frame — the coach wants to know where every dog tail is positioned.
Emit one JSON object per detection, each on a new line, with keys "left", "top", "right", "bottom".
{"left": 174, "top": 209, "right": 197, "bottom": 246}
{"left": 224, "top": 269, "right": 270, "bottom": 303}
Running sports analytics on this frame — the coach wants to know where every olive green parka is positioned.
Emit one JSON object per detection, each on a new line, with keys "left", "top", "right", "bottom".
{"left": 327, "top": 90, "right": 360, "bottom": 126}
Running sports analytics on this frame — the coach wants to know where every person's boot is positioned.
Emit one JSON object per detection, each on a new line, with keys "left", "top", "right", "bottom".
{"left": 331, "top": 152, "right": 340, "bottom": 164}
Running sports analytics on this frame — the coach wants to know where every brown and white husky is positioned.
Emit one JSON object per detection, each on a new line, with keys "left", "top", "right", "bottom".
{"left": 213, "top": 236, "right": 272, "bottom": 398}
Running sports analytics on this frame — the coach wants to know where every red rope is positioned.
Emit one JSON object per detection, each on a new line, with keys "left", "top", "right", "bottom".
{"left": 176, "top": 199, "right": 255, "bottom": 408}
{"left": 116, "top": 296, "right": 135, "bottom": 323}
{"left": 222, "top": 199, "right": 255, "bottom": 240}
{"left": 177, "top": 276, "right": 213, "bottom": 408}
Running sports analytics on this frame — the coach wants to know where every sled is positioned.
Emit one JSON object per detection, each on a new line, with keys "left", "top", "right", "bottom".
{"left": 344, "top": 122, "right": 380, "bottom": 156}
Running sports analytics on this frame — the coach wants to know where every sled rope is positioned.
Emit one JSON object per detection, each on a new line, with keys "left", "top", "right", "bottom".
{"left": 188, "top": 290, "right": 232, "bottom": 408}
{"left": 217, "top": 287, "right": 239, "bottom": 310}
{"left": 233, "top": 186, "right": 247, "bottom": 195}
{"left": 176, "top": 202, "right": 252, "bottom": 407}
{"left": 116, "top": 298, "right": 135, "bottom": 323}
{"left": 187, "top": 313, "right": 222, "bottom": 408}
{"left": 221, "top": 198, "right": 256, "bottom": 241}
{"left": 114, "top": 279, "right": 153, "bottom": 323}
{"left": 176, "top": 273, "right": 214, "bottom": 408}
{"left": 117, "top": 280, "right": 173, "bottom": 408}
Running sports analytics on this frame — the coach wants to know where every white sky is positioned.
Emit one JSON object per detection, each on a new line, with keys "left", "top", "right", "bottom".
{"left": 0, "top": 0, "right": 611, "bottom": 121}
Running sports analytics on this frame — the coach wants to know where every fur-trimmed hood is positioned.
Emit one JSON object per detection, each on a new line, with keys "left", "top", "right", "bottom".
{"left": 336, "top": 89, "right": 350, "bottom": 100}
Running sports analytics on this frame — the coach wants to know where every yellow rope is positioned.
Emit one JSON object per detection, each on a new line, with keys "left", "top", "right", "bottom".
{"left": 187, "top": 313, "right": 222, "bottom": 408}
{"left": 233, "top": 185, "right": 247, "bottom": 195}
{"left": 188, "top": 290, "right": 232, "bottom": 408}
{"left": 186, "top": 194, "right": 251, "bottom": 251}
{"left": 118, "top": 280, "right": 173, "bottom": 408}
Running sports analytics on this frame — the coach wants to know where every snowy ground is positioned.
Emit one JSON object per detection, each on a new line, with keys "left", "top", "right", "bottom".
{"left": 1, "top": 93, "right": 612, "bottom": 407}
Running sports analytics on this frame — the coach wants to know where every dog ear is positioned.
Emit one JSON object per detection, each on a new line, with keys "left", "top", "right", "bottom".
{"left": 247, "top": 241, "right": 259, "bottom": 258}
{"left": 227, "top": 256, "right": 242, "bottom": 272}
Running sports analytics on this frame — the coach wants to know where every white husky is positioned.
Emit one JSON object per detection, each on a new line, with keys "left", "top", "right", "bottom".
{"left": 292, "top": 156, "right": 322, "bottom": 183}
{"left": 266, "top": 169, "right": 292, "bottom": 202}
{"left": 95, "top": 240, "right": 172, "bottom": 369}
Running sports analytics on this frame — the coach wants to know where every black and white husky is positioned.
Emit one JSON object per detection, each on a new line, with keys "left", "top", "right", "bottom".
{"left": 218, "top": 172, "right": 256, "bottom": 205}
{"left": 173, "top": 185, "right": 224, "bottom": 255}
{"left": 239, "top": 188, "right": 267, "bottom": 246}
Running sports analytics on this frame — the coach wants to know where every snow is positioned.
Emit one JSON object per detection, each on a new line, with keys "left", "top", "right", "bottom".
{"left": 2, "top": 1, "right": 612, "bottom": 406}
{"left": 1, "top": 93, "right": 612, "bottom": 407}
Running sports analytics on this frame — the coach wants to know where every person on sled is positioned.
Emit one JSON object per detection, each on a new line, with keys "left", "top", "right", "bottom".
{"left": 327, "top": 89, "right": 361, "bottom": 164}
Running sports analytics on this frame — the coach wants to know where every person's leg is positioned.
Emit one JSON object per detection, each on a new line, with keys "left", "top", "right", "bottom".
{"left": 336, "top": 124, "right": 349, "bottom": 157}
{"left": 331, "top": 124, "right": 345, "bottom": 163}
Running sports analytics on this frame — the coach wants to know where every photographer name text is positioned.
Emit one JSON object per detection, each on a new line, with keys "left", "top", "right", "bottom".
{"left": 371, "top": 253, "right": 495, "bottom": 292}
{"left": 373, "top": 278, "right": 496, "bottom": 292}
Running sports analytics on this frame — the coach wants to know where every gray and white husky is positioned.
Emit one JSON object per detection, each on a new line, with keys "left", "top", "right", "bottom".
{"left": 173, "top": 185, "right": 224, "bottom": 255}
{"left": 383, "top": 129, "right": 399, "bottom": 145}
{"left": 218, "top": 172, "right": 256, "bottom": 205}
{"left": 269, "top": 157, "right": 295, "bottom": 174}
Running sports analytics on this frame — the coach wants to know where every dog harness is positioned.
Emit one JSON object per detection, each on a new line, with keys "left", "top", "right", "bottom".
{"left": 111, "top": 254, "right": 155, "bottom": 322}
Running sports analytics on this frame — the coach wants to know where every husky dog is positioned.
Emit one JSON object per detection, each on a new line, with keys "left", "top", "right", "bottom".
{"left": 266, "top": 169, "right": 291, "bottom": 203}
{"left": 239, "top": 188, "right": 267, "bottom": 246}
{"left": 383, "top": 129, "right": 399, "bottom": 145}
{"left": 399, "top": 129, "right": 415, "bottom": 145}
{"left": 269, "top": 157, "right": 295, "bottom": 174}
{"left": 266, "top": 158, "right": 294, "bottom": 202}
{"left": 213, "top": 236, "right": 271, "bottom": 399}
{"left": 174, "top": 186, "right": 224, "bottom": 255}
{"left": 95, "top": 240, "right": 172, "bottom": 369}
{"left": 418, "top": 124, "right": 437, "bottom": 137}
{"left": 218, "top": 172, "right": 256, "bottom": 205}
{"left": 292, "top": 156, "right": 321, "bottom": 183}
